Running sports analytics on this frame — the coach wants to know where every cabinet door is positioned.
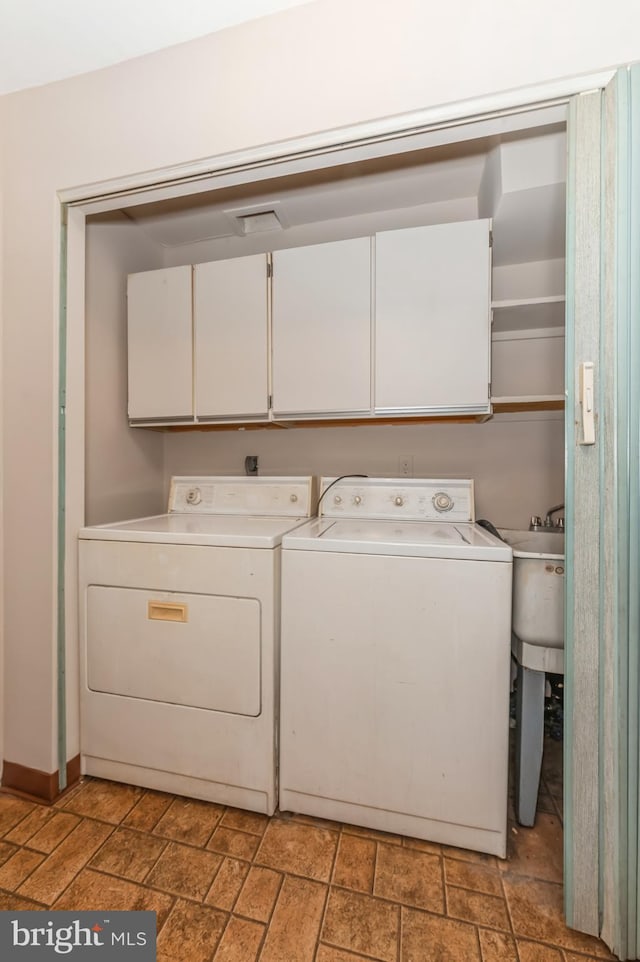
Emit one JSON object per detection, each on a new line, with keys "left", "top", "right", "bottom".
{"left": 272, "top": 238, "right": 371, "bottom": 416}
{"left": 127, "top": 265, "right": 193, "bottom": 421}
{"left": 375, "top": 220, "right": 491, "bottom": 414}
{"left": 194, "top": 256, "right": 269, "bottom": 420}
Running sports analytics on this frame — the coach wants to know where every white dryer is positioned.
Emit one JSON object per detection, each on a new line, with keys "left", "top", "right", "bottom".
{"left": 79, "top": 476, "right": 314, "bottom": 815}
{"left": 279, "top": 476, "right": 513, "bottom": 856}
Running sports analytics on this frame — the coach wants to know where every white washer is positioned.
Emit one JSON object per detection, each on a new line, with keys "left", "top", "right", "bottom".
{"left": 79, "top": 476, "right": 314, "bottom": 815}
{"left": 279, "top": 477, "right": 513, "bottom": 856}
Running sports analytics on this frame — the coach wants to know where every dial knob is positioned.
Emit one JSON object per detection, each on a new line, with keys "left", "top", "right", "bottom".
{"left": 290, "top": 494, "right": 298, "bottom": 503}
{"left": 433, "top": 492, "right": 453, "bottom": 512}
{"left": 353, "top": 495, "right": 362, "bottom": 505}
{"left": 186, "top": 488, "right": 202, "bottom": 506}
{"left": 394, "top": 496, "right": 404, "bottom": 507}
{"left": 334, "top": 495, "right": 343, "bottom": 505}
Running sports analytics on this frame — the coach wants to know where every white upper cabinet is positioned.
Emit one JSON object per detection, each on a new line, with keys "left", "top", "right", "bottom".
{"left": 271, "top": 238, "right": 372, "bottom": 417}
{"left": 194, "top": 256, "right": 269, "bottom": 420}
{"left": 374, "top": 220, "right": 492, "bottom": 415}
{"left": 127, "top": 265, "right": 193, "bottom": 422}
{"left": 127, "top": 221, "right": 493, "bottom": 426}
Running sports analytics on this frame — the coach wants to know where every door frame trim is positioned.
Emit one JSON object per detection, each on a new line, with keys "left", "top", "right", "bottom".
{"left": 58, "top": 71, "right": 613, "bottom": 210}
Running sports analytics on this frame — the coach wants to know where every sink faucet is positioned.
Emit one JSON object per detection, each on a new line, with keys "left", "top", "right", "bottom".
{"left": 529, "top": 504, "right": 565, "bottom": 531}
{"left": 544, "top": 504, "right": 564, "bottom": 528}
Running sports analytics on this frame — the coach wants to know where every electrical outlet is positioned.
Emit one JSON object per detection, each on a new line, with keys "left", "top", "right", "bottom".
{"left": 398, "top": 455, "right": 413, "bottom": 477}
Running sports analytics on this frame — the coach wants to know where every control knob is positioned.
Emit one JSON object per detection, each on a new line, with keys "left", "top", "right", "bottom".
{"left": 186, "top": 488, "right": 202, "bottom": 506}
{"left": 433, "top": 492, "right": 453, "bottom": 512}
{"left": 394, "top": 496, "right": 404, "bottom": 507}
{"left": 353, "top": 495, "right": 362, "bottom": 505}
{"left": 334, "top": 495, "right": 343, "bottom": 505}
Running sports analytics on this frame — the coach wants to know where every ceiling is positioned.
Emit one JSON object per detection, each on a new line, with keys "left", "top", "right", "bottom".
{"left": 114, "top": 125, "right": 567, "bottom": 269}
{"left": 0, "top": 0, "right": 315, "bottom": 95}
{"left": 121, "top": 140, "right": 489, "bottom": 246}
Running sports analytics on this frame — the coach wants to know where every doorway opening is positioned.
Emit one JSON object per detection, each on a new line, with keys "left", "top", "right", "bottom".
{"left": 66, "top": 95, "right": 571, "bottom": 930}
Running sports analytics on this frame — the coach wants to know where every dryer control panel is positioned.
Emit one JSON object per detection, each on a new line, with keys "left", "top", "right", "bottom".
{"left": 319, "top": 477, "right": 474, "bottom": 522}
{"left": 169, "top": 476, "right": 315, "bottom": 517}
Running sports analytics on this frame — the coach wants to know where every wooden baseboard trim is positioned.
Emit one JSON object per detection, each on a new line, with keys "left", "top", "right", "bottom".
{"left": 1, "top": 755, "right": 81, "bottom": 805}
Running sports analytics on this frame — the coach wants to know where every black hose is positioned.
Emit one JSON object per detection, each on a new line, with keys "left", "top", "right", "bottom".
{"left": 476, "top": 518, "right": 505, "bottom": 542}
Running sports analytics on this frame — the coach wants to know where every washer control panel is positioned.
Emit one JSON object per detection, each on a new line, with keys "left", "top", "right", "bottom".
{"left": 168, "top": 476, "right": 315, "bottom": 517}
{"left": 320, "top": 477, "right": 474, "bottom": 522}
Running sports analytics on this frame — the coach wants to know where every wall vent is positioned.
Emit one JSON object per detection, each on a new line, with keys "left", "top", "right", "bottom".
{"left": 223, "top": 201, "right": 288, "bottom": 236}
{"left": 236, "top": 210, "right": 282, "bottom": 234}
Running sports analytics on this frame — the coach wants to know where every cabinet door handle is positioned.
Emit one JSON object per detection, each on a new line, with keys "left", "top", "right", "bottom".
{"left": 147, "top": 601, "right": 188, "bottom": 623}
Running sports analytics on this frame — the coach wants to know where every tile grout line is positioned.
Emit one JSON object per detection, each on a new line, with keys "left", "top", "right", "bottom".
{"left": 0, "top": 818, "right": 38, "bottom": 846}
{"left": 27, "top": 819, "right": 119, "bottom": 909}
{"left": 201, "top": 853, "right": 237, "bottom": 910}
{"left": 264, "top": 866, "right": 285, "bottom": 925}
{"left": 201, "top": 805, "right": 229, "bottom": 850}
{"left": 447, "top": 880, "right": 513, "bottom": 903}
{"left": 91, "top": 832, "right": 171, "bottom": 888}
{"left": 3, "top": 807, "right": 55, "bottom": 848}
{"left": 440, "top": 848, "right": 449, "bottom": 920}
{"left": 23, "top": 819, "right": 82, "bottom": 856}
{"left": 254, "top": 869, "right": 287, "bottom": 962}
{"left": 372, "top": 838, "right": 380, "bottom": 900}
{"left": 154, "top": 895, "right": 178, "bottom": 937}
{"left": 312, "top": 820, "right": 344, "bottom": 961}
{"left": 0, "top": 847, "right": 47, "bottom": 893}
{"left": 498, "top": 861, "right": 517, "bottom": 939}
{"left": 324, "top": 880, "right": 469, "bottom": 916}
{"left": 219, "top": 858, "right": 252, "bottom": 913}
{"left": 472, "top": 919, "right": 483, "bottom": 962}
{"left": 150, "top": 799, "right": 226, "bottom": 850}
{"left": 0, "top": 882, "right": 48, "bottom": 908}
{"left": 131, "top": 852, "right": 284, "bottom": 908}
{"left": 319, "top": 934, "right": 390, "bottom": 962}
{"left": 117, "top": 811, "right": 261, "bottom": 852}
{"left": 122, "top": 805, "right": 172, "bottom": 835}
{"left": 248, "top": 909, "right": 270, "bottom": 962}
{"left": 441, "top": 877, "right": 515, "bottom": 940}
{"left": 203, "top": 905, "right": 231, "bottom": 962}
{"left": 2, "top": 807, "right": 62, "bottom": 876}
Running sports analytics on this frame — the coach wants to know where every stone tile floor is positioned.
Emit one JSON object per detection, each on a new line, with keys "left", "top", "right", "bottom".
{"left": 0, "top": 738, "right": 614, "bottom": 961}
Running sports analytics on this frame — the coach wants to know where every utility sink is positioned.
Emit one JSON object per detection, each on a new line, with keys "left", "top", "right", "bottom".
{"left": 500, "top": 528, "right": 565, "bottom": 827}
{"left": 500, "top": 529, "right": 565, "bottom": 649}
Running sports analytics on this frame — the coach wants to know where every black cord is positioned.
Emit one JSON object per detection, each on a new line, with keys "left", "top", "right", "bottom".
{"left": 315, "top": 475, "right": 368, "bottom": 514}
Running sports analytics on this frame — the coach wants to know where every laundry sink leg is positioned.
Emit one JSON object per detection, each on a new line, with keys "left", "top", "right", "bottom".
{"left": 515, "top": 662, "right": 546, "bottom": 826}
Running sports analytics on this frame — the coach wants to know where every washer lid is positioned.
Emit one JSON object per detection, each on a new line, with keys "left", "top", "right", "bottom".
{"left": 283, "top": 518, "right": 513, "bottom": 561}
{"left": 79, "top": 512, "right": 311, "bottom": 548}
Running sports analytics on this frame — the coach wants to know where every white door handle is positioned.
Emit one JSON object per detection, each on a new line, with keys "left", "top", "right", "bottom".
{"left": 579, "top": 361, "right": 595, "bottom": 445}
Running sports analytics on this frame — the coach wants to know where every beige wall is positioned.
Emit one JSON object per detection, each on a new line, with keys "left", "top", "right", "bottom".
{"left": 163, "top": 417, "right": 564, "bottom": 530}
{"left": 0, "top": 94, "right": 5, "bottom": 769}
{"left": 85, "top": 216, "right": 165, "bottom": 526}
{"left": 1, "top": 0, "right": 639, "bottom": 774}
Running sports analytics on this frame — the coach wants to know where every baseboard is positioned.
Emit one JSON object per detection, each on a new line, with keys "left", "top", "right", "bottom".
{"left": 1, "top": 755, "right": 81, "bottom": 805}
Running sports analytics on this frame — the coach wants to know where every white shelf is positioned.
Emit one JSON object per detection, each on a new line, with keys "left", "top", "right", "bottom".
{"left": 491, "top": 295, "right": 565, "bottom": 334}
